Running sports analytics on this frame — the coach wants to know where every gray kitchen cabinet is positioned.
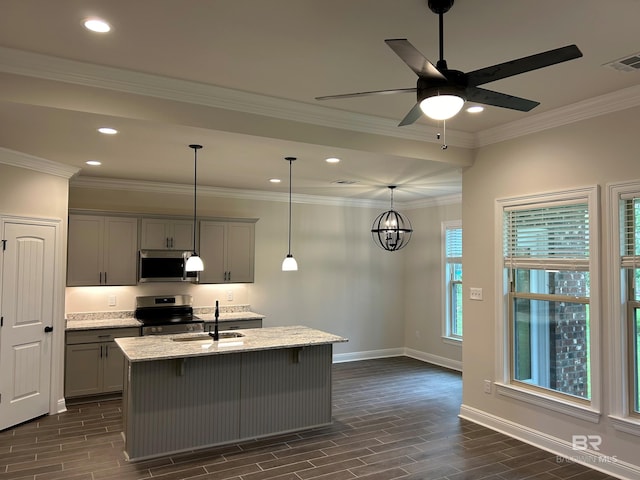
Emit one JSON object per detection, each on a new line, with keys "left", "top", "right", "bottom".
{"left": 67, "top": 214, "right": 138, "bottom": 286}
{"left": 65, "top": 327, "right": 140, "bottom": 398}
{"left": 140, "top": 218, "right": 194, "bottom": 250}
{"left": 199, "top": 220, "right": 256, "bottom": 283}
{"left": 205, "top": 319, "right": 262, "bottom": 332}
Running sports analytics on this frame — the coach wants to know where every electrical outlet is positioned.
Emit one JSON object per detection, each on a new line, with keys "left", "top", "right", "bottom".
{"left": 470, "top": 287, "right": 483, "bottom": 301}
{"left": 484, "top": 379, "right": 492, "bottom": 394}
{"left": 226, "top": 290, "right": 233, "bottom": 301}
{"left": 108, "top": 295, "right": 117, "bottom": 307}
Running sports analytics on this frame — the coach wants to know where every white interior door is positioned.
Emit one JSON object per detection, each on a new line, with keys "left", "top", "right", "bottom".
{"left": 0, "top": 221, "right": 56, "bottom": 430}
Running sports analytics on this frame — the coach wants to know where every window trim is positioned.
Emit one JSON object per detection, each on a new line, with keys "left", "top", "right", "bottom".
{"left": 495, "top": 186, "right": 601, "bottom": 421}
{"left": 606, "top": 180, "right": 640, "bottom": 435}
{"left": 442, "top": 220, "right": 463, "bottom": 344}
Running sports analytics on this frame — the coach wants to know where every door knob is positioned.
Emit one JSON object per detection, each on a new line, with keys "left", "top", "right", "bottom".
{"left": 44, "top": 326, "right": 53, "bottom": 333}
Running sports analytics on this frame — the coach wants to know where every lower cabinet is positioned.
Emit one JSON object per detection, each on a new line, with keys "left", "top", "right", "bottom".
{"left": 65, "top": 327, "right": 140, "bottom": 398}
{"left": 204, "top": 319, "right": 262, "bottom": 332}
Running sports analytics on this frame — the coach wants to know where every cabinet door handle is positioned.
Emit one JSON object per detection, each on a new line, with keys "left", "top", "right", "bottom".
{"left": 99, "top": 271, "right": 103, "bottom": 284}
{"left": 100, "top": 345, "right": 103, "bottom": 358}
{"left": 104, "top": 272, "right": 107, "bottom": 284}
{"left": 170, "top": 237, "right": 174, "bottom": 249}
{"left": 105, "top": 345, "right": 109, "bottom": 358}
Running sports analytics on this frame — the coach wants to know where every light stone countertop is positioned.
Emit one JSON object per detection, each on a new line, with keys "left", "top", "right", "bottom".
{"left": 65, "top": 306, "right": 264, "bottom": 331}
{"left": 115, "top": 325, "right": 348, "bottom": 362}
{"left": 197, "top": 312, "right": 265, "bottom": 322}
{"left": 66, "top": 318, "right": 142, "bottom": 330}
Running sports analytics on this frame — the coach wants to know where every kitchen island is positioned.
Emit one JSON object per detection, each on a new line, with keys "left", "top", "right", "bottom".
{"left": 115, "top": 326, "right": 347, "bottom": 461}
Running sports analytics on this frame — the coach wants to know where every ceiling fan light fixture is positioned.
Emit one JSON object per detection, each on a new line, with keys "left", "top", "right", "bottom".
{"left": 419, "top": 92, "right": 465, "bottom": 120}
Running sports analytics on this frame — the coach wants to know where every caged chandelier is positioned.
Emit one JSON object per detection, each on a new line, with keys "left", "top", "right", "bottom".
{"left": 371, "top": 186, "right": 413, "bottom": 251}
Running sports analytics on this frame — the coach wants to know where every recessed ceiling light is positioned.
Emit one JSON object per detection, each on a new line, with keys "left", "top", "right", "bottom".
{"left": 269, "top": 178, "right": 281, "bottom": 183}
{"left": 466, "top": 105, "right": 484, "bottom": 113}
{"left": 325, "top": 157, "right": 340, "bottom": 164}
{"left": 83, "top": 18, "right": 111, "bottom": 33}
{"left": 97, "top": 127, "right": 118, "bottom": 135}
{"left": 85, "top": 160, "right": 102, "bottom": 166}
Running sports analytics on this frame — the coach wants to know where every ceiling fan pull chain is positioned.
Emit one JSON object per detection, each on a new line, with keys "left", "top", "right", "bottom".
{"left": 441, "top": 120, "right": 448, "bottom": 150}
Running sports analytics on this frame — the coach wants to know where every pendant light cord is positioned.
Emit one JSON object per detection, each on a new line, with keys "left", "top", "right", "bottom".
{"left": 189, "top": 144, "right": 202, "bottom": 254}
{"left": 287, "top": 158, "right": 292, "bottom": 255}
{"left": 193, "top": 151, "right": 197, "bottom": 252}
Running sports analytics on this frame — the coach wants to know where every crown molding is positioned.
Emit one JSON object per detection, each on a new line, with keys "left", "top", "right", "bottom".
{"left": 0, "top": 47, "right": 476, "bottom": 149}
{"left": 476, "top": 84, "right": 640, "bottom": 147}
{"left": 0, "top": 147, "right": 79, "bottom": 179}
{"left": 70, "top": 176, "right": 392, "bottom": 209}
{"left": 2, "top": 47, "right": 634, "bottom": 154}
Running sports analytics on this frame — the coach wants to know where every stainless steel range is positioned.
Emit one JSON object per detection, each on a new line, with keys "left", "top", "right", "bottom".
{"left": 135, "top": 294, "right": 204, "bottom": 335}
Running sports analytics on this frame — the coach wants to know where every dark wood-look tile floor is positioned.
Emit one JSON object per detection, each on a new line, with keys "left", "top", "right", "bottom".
{"left": 0, "top": 357, "right": 620, "bottom": 480}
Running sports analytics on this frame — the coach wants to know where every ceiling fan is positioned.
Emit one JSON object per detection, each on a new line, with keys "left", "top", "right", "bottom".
{"left": 316, "top": 0, "right": 583, "bottom": 126}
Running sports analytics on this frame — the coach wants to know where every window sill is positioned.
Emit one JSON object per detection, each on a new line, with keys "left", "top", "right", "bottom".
{"left": 441, "top": 336, "right": 462, "bottom": 346}
{"left": 495, "top": 382, "right": 600, "bottom": 423}
{"left": 609, "top": 415, "right": 640, "bottom": 436}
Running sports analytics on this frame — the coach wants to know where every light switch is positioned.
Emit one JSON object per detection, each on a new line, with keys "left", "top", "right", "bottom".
{"left": 470, "top": 287, "right": 483, "bottom": 301}
{"left": 108, "top": 295, "right": 117, "bottom": 306}
{"left": 226, "top": 290, "right": 233, "bottom": 301}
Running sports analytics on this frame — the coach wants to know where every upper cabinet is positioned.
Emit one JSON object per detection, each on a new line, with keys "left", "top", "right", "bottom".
{"left": 199, "top": 220, "right": 256, "bottom": 284}
{"left": 140, "top": 218, "right": 194, "bottom": 250}
{"left": 67, "top": 214, "right": 138, "bottom": 286}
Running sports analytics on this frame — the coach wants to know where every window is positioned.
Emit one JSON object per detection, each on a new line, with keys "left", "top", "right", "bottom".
{"left": 444, "top": 221, "right": 462, "bottom": 340}
{"left": 503, "top": 198, "right": 593, "bottom": 402}
{"left": 620, "top": 195, "right": 640, "bottom": 415}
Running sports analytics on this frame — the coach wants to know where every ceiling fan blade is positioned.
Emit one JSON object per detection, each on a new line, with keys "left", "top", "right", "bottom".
{"left": 385, "top": 39, "right": 446, "bottom": 80}
{"left": 315, "top": 87, "right": 416, "bottom": 101}
{"left": 398, "top": 103, "right": 424, "bottom": 126}
{"left": 466, "top": 44, "right": 583, "bottom": 87}
{"left": 466, "top": 86, "right": 539, "bottom": 112}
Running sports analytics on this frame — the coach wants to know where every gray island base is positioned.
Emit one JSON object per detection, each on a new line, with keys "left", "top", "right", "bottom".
{"left": 115, "top": 326, "right": 348, "bottom": 461}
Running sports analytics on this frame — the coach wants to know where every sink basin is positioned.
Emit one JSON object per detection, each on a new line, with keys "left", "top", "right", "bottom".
{"left": 172, "top": 332, "right": 244, "bottom": 342}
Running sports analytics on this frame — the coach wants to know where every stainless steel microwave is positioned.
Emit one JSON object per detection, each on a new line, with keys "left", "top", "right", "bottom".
{"left": 138, "top": 250, "right": 198, "bottom": 283}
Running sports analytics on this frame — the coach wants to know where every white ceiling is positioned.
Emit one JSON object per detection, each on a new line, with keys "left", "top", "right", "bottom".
{"left": 1, "top": 0, "right": 639, "bottom": 202}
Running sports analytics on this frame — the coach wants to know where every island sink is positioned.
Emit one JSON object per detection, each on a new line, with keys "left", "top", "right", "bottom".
{"left": 171, "top": 332, "right": 244, "bottom": 342}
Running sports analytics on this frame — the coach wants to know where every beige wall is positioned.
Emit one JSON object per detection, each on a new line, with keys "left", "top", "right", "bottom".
{"left": 0, "top": 158, "right": 73, "bottom": 417}
{"left": 462, "top": 105, "right": 640, "bottom": 472}
{"left": 404, "top": 201, "right": 462, "bottom": 367}
{"left": 0, "top": 163, "right": 69, "bottom": 219}
{"left": 69, "top": 187, "right": 461, "bottom": 358}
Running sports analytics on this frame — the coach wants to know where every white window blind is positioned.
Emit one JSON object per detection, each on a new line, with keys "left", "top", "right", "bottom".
{"left": 503, "top": 202, "right": 590, "bottom": 270}
{"left": 446, "top": 227, "right": 462, "bottom": 260}
{"left": 621, "top": 196, "right": 640, "bottom": 269}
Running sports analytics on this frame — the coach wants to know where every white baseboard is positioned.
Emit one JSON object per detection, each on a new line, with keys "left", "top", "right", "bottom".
{"left": 332, "top": 348, "right": 462, "bottom": 372}
{"left": 55, "top": 397, "right": 67, "bottom": 414}
{"left": 459, "top": 404, "right": 639, "bottom": 480}
{"left": 333, "top": 348, "right": 404, "bottom": 363}
{"left": 404, "top": 348, "right": 462, "bottom": 372}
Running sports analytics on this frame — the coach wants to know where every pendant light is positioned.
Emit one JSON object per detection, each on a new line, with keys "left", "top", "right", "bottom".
{"left": 282, "top": 156, "right": 298, "bottom": 271}
{"left": 371, "top": 186, "right": 413, "bottom": 251}
{"left": 185, "top": 144, "right": 204, "bottom": 272}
